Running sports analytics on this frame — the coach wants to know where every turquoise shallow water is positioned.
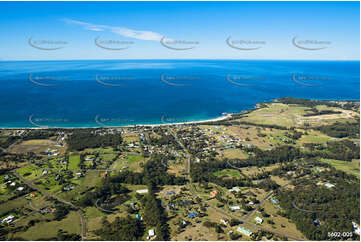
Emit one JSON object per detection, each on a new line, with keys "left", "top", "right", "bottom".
{"left": 0, "top": 60, "right": 359, "bottom": 128}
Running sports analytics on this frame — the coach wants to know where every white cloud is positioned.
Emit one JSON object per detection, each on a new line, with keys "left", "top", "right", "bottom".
{"left": 63, "top": 18, "right": 164, "bottom": 41}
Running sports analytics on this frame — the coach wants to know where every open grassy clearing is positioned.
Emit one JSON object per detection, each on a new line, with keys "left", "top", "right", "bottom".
{"left": 239, "top": 103, "right": 307, "bottom": 127}
{"left": 254, "top": 199, "right": 307, "bottom": 240}
{"left": 220, "top": 148, "right": 249, "bottom": 159}
{"left": 16, "top": 211, "right": 81, "bottom": 240}
{"left": 17, "top": 165, "right": 44, "bottom": 180}
{"left": 68, "top": 154, "right": 80, "bottom": 170}
{"left": 213, "top": 169, "right": 241, "bottom": 178}
{"left": 319, "top": 158, "right": 360, "bottom": 178}
{"left": 8, "top": 139, "right": 61, "bottom": 154}
{"left": 240, "top": 164, "right": 280, "bottom": 177}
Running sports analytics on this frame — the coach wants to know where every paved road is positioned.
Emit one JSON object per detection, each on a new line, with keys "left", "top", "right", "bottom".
{"left": 11, "top": 171, "right": 87, "bottom": 240}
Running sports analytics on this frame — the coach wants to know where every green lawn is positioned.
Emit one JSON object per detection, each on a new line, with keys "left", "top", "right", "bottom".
{"left": 100, "top": 153, "right": 117, "bottom": 161}
{"left": 17, "top": 165, "right": 43, "bottom": 180}
{"left": 213, "top": 169, "right": 241, "bottom": 178}
{"left": 126, "top": 154, "right": 143, "bottom": 162}
{"left": 16, "top": 211, "right": 81, "bottom": 240}
{"left": 319, "top": 158, "right": 360, "bottom": 178}
{"left": 68, "top": 155, "right": 80, "bottom": 170}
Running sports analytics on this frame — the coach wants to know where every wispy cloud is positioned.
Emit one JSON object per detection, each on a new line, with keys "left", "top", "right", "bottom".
{"left": 63, "top": 18, "right": 164, "bottom": 41}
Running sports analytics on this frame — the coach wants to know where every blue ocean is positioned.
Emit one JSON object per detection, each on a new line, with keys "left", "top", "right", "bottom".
{"left": 0, "top": 60, "right": 359, "bottom": 128}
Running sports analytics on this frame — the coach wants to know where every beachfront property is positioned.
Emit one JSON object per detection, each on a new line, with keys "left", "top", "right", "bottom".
{"left": 236, "top": 226, "right": 253, "bottom": 236}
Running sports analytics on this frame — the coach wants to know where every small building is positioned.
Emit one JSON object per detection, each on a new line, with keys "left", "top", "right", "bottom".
{"left": 135, "top": 214, "right": 142, "bottom": 220}
{"left": 136, "top": 189, "right": 149, "bottom": 194}
{"left": 314, "top": 219, "right": 320, "bottom": 227}
{"left": 237, "top": 226, "right": 253, "bottom": 236}
{"left": 1, "top": 215, "right": 14, "bottom": 224}
{"left": 255, "top": 217, "right": 263, "bottom": 224}
{"left": 210, "top": 190, "right": 219, "bottom": 197}
{"left": 220, "top": 218, "right": 228, "bottom": 226}
{"left": 188, "top": 212, "right": 198, "bottom": 218}
{"left": 270, "top": 198, "right": 278, "bottom": 204}
{"left": 10, "top": 182, "right": 16, "bottom": 187}
{"left": 230, "top": 205, "right": 241, "bottom": 211}
{"left": 30, "top": 193, "right": 36, "bottom": 198}
{"left": 165, "top": 191, "right": 176, "bottom": 196}
{"left": 101, "top": 173, "right": 107, "bottom": 179}
{"left": 352, "top": 221, "right": 360, "bottom": 235}
{"left": 17, "top": 187, "right": 24, "bottom": 191}
{"left": 229, "top": 187, "right": 241, "bottom": 193}
{"left": 324, "top": 183, "right": 335, "bottom": 188}
{"left": 147, "top": 229, "right": 155, "bottom": 239}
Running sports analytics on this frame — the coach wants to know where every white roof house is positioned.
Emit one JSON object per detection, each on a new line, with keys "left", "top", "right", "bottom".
{"left": 148, "top": 229, "right": 155, "bottom": 237}
{"left": 230, "top": 205, "right": 241, "bottom": 211}
{"left": 136, "top": 189, "right": 149, "bottom": 194}
{"left": 17, "top": 187, "right": 24, "bottom": 191}
{"left": 255, "top": 216, "right": 263, "bottom": 224}
{"left": 220, "top": 219, "right": 228, "bottom": 226}
{"left": 229, "top": 186, "right": 241, "bottom": 193}
{"left": 352, "top": 222, "right": 360, "bottom": 235}
{"left": 237, "top": 226, "right": 253, "bottom": 236}
{"left": 324, "top": 183, "right": 335, "bottom": 188}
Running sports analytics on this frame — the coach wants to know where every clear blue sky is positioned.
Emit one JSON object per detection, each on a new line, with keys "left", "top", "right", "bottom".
{"left": 0, "top": 1, "right": 359, "bottom": 60}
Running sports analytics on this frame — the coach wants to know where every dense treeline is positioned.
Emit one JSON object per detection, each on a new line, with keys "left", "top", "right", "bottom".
{"left": 190, "top": 158, "right": 251, "bottom": 188}
{"left": 191, "top": 146, "right": 302, "bottom": 188}
{"left": 109, "top": 156, "right": 187, "bottom": 187}
{"left": 247, "top": 146, "right": 302, "bottom": 166}
{"left": 303, "top": 108, "right": 341, "bottom": 116}
{"left": 317, "top": 121, "right": 360, "bottom": 138}
{"left": 0, "top": 136, "right": 19, "bottom": 149}
{"left": 67, "top": 130, "right": 122, "bottom": 151}
{"left": 304, "top": 140, "right": 360, "bottom": 162}
{"left": 277, "top": 97, "right": 359, "bottom": 110}
{"left": 78, "top": 178, "right": 130, "bottom": 207}
{"left": 94, "top": 154, "right": 185, "bottom": 240}
{"left": 95, "top": 215, "right": 144, "bottom": 240}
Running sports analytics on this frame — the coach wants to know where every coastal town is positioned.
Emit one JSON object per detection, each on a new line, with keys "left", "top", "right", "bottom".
{"left": 0, "top": 98, "right": 359, "bottom": 241}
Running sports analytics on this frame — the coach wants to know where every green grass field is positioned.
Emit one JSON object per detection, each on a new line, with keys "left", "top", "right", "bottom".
{"left": 320, "top": 158, "right": 360, "bottom": 178}
{"left": 68, "top": 155, "right": 80, "bottom": 170}
{"left": 240, "top": 103, "right": 308, "bottom": 127}
{"left": 17, "top": 165, "right": 43, "bottom": 180}
{"left": 213, "top": 169, "right": 241, "bottom": 178}
{"left": 125, "top": 154, "right": 143, "bottom": 162}
{"left": 16, "top": 211, "right": 81, "bottom": 240}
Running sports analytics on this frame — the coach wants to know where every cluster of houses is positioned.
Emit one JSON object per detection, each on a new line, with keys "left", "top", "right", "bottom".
{"left": 316, "top": 181, "right": 335, "bottom": 188}
{"left": 3, "top": 175, "right": 25, "bottom": 192}
{"left": 1, "top": 215, "right": 15, "bottom": 225}
{"left": 45, "top": 149, "right": 59, "bottom": 156}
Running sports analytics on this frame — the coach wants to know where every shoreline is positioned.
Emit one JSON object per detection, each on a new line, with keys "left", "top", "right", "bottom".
{"left": 0, "top": 114, "right": 234, "bottom": 130}
{"left": 0, "top": 97, "right": 359, "bottom": 130}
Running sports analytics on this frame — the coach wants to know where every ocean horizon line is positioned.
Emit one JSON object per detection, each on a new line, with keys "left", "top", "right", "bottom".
{"left": 1, "top": 59, "right": 360, "bottom": 62}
